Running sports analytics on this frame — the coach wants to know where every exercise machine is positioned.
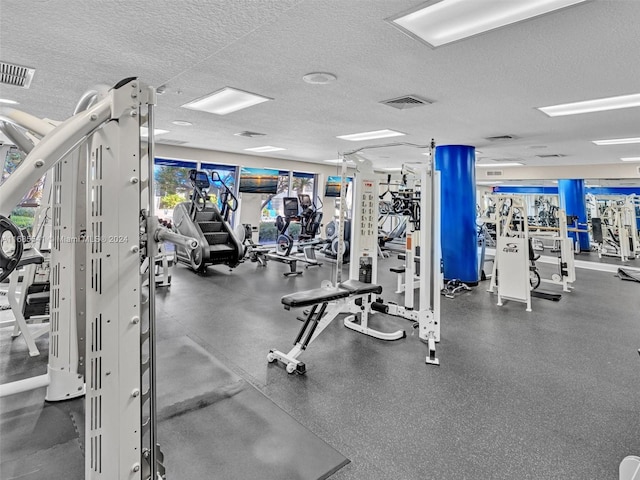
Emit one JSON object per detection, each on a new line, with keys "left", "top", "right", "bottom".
{"left": 268, "top": 141, "right": 442, "bottom": 373}
{"left": 173, "top": 169, "right": 244, "bottom": 272}
{"left": 274, "top": 195, "right": 323, "bottom": 267}
{"left": 591, "top": 199, "right": 639, "bottom": 262}
{"left": 0, "top": 78, "right": 197, "bottom": 479}
{"left": 486, "top": 195, "right": 561, "bottom": 311}
{"left": 527, "top": 209, "right": 576, "bottom": 292}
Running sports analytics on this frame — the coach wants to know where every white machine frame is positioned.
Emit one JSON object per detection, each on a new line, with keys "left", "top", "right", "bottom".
{"left": 0, "top": 78, "right": 196, "bottom": 479}
{"left": 268, "top": 142, "right": 442, "bottom": 371}
{"left": 486, "top": 195, "right": 532, "bottom": 312}
{"left": 528, "top": 209, "right": 576, "bottom": 292}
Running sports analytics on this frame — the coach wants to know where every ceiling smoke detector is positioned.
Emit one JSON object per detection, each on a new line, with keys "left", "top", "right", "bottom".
{"left": 0, "top": 61, "right": 35, "bottom": 88}
{"left": 234, "top": 131, "right": 266, "bottom": 138}
{"left": 302, "top": 72, "right": 337, "bottom": 85}
{"left": 381, "top": 94, "right": 433, "bottom": 110}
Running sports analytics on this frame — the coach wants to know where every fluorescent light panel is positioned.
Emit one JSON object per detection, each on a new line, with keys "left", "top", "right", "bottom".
{"left": 390, "top": 0, "right": 588, "bottom": 48}
{"left": 244, "top": 146, "right": 286, "bottom": 153}
{"left": 0, "top": 98, "right": 19, "bottom": 105}
{"left": 382, "top": 167, "right": 403, "bottom": 171}
{"left": 140, "top": 127, "right": 169, "bottom": 137}
{"left": 592, "top": 137, "right": 640, "bottom": 146}
{"left": 539, "top": 93, "right": 640, "bottom": 117}
{"left": 324, "top": 159, "right": 354, "bottom": 164}
{"left": 337, "top": 129, "right": 405, "bottom": 141}
{"left": 476, "top": 162, "right": 522, "bottom": 167}
{"left": 182, "top": 87, "right": 272, "bottom": 115}
{"left": 477, "top": 181, "right": 503, "bottom": 185}
{"left": 621, "top": 157, "right": 640, "bottom": 162}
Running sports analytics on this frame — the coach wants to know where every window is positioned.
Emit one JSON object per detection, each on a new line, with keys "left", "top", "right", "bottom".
{"left": 154, "top": 158, "right": 197, "bottom": 221}
{"left": 201, "top": 163, "right": 238, "bottom": 224}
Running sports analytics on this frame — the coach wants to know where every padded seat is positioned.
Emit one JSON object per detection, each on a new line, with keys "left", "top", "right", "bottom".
{"left": 389, "top": 266, "right": 405, "bottom": 274}
{"left": 281, "top": 287, "right": 349, "bottom": 309}
{"left": 338, "top": 279, "right": 382, "bottom": 295}
{"left": 16, "top": 249, "right": 44, "bottom": 268}
{"left": 26, "top": 291, "right": 50, "bottom": 305}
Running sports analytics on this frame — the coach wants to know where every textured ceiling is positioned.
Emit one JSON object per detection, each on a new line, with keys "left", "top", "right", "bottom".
{"left": 1, "top": 0, "right": 639, "bottom": 171}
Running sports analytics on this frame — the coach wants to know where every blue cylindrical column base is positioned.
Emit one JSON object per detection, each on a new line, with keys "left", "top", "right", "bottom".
{"left": 558, "top": 179, "right": 590, "bottom": 251}
{"left": 435, "top": 145, "right": 478, "bottom": 284}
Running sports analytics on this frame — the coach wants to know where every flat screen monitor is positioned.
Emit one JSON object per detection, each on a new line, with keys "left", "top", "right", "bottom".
{"left": 325, "top": 176, "right": 351, "bottom": 197}
{"left": 298, "top": 194, "right": 312, "bottom": 208}
{"left": 238, "top": 167, "right": 279, "bottom": 194}
{"left": 283, "top": 197, "right": 299, "bottom": 217}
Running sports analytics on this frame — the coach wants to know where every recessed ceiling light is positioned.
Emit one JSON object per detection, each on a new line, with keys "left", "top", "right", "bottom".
{"left": 182, "top": 87, "right": 272, "bottom": 115}
{"left": 172, "top": 120, "right": 192, "bottom": 126}
{"left": 592, "top": 137, "right": 640, "bottom": 146}
{"left": 389, "top": 0, "right": 589, "bottom": 48}
{"left": 324, "top": 159, "right": 355, "bottom": 164}
{"left": 140, "top": 127, "right": 169, "bottom": 137}
{"left": 302, "top": 72, "right": 337, "bottom": 84}
{"left": 621, "top": 157, "right": 640, "bottom": 162}
{"left": 476, "top": 162, "right": 523, "bottom": 167}
{"left": 538, "top": 93, "right": 640, "bottom": 117}
{"left": 337, "top": 129, "right": 406, "bottom": 141}
{"left": 244, "top": 146, "right": 286, "bottom": 153}
{"left": 0, "top": 98, "right": 19, "bottom": 105}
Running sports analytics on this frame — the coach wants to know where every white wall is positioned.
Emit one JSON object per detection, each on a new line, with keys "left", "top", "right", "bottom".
{"left": 476, "top": 163, "right": 640, "bottom": 181}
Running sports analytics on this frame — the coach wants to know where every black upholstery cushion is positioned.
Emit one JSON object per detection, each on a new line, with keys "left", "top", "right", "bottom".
{"left": 281, "top": 287, "right": 349, "bottom": 308}
{"left": 16, "top": 248, "right": 44, "bottom": 267}
{"left": 339, "top": 279, "right": 382, "bottom": 295}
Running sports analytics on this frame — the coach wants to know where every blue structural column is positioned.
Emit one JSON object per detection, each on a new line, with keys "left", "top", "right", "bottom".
{"left": 435, "top": 145, "right": 478, "bottom": 284}
{"left": 558, "top": 179, "right": 590, "bottom": 251}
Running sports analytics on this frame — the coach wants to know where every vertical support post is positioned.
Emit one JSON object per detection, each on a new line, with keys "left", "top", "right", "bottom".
{"left": 146, "top": 89, "right": 158, "bottom": 480}
{"left": 435, "top": 145, "right": 478, "bottom": 284}
{"left": 558, "top": 179, "right": 590, "bottom": 251}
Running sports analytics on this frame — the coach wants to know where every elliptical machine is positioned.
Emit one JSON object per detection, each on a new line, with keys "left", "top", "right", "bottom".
{"left": 275, "top": 197, "right": 302, "bottom": 256}
{"left": 275, "top": 195, "right": 323, "bottom": 266}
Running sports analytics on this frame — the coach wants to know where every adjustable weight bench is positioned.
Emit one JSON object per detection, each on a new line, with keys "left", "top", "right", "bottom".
{"left": 268, "top": 280, "right": 405, "bottom": 374}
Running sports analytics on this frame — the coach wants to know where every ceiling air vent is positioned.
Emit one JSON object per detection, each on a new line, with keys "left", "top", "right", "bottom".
{"left": 0, "top": 61, "right": 35, "bottom": 88}
{"left": 381, "top": 95, "right": 433, "bottom": 110}
{"left": 485, "top": 135, "right": 517, "bottom": 142}
{"left": 536, "top": 154, "right": 566, "bottom": 158}
{"left": 486, "top": 170, "right": 503, "bottom": 177}
{"left": 156, "top": 138, "right": 188, "bottom": 145}
{"left": 234, "top": 131, "right": 266, "bottom": 138}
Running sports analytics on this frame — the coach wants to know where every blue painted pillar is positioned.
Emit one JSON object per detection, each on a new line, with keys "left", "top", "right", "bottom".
{"left": 435, "top": 145, "right": 478, "bottom": 284}
{"left": 558, "top": 179, "right": 590, "bottom": 251}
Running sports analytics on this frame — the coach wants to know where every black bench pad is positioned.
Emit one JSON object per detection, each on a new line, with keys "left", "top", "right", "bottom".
{"left": 16, "top": 249, "right": 44, "bottom": 268}
{"left": 390, "top": 266, "right": 405, "bottom": 274}
{"left": 339, "top": 279, "right": 382, "bottom": 295}
{"left": 26, "top": 292, "right": 50, "bottom": 305}
{"left": 281, "top": 287, "right": 349, "bottom": 308}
